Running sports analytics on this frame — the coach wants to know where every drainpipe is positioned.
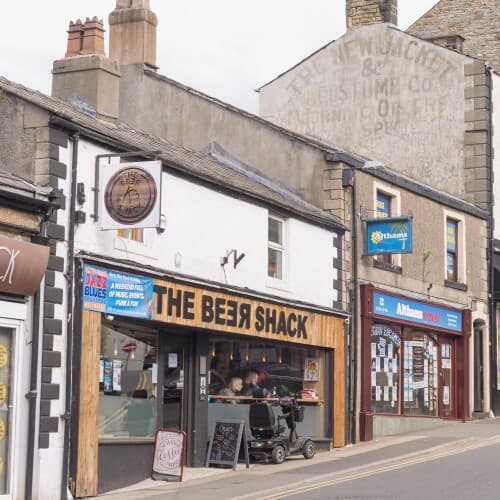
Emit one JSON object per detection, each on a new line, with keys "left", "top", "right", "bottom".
{"left": 342, "top": 167, "right": 358, "bottom": 444}
{"left": 486, "top": 64, "right": 496, "bottom": 414}
{"left": 26, "top": 207, "right": 54, "bottom": 499}
{"left": 61, "top": 132, "right": 79, "bottom": 499}
{"left": 25, "top": 288, "right": 43, "bottom": 499}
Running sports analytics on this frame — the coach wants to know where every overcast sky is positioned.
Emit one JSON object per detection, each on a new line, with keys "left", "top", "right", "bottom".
{"left": 0, "top": 0, "right": 438, "bottom": 113}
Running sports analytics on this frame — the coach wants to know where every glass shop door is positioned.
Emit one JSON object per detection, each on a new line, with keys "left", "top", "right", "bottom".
{"left": 160, "top": 336, "right": 190, "bottom": 431}
{"left": 439, "top": 339, "right": 456, "bottom": 418}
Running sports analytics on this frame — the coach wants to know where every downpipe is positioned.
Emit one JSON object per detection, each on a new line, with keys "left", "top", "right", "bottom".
{"left": 61, "top": 132, "right": 79, "bottom": 500}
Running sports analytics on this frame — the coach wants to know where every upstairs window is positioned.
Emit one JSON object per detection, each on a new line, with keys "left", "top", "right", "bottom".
{"left": 117, "top": 228, "right": 144, "bottom": 243}
{"left": 446, "top": 218, "right": 458, "bottom": 282}
{"left": 268, "top": 216, "right": 284, "bottom": 280}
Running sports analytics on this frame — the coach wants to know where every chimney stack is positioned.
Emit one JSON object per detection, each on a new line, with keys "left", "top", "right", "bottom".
{"left": 346, "top": 0, "right": 398, "bottom": 30}
{"left": 52, "top": 18, "right": 120, "bottom": 121}
{"left": 109, "top": 0, "right": 158, "bottom": 68}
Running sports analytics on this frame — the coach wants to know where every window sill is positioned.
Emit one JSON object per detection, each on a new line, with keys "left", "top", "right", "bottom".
{"left": 113, "top": 236, "right": 158, "bottom": 260}
{"left": 444, "top": 280, "right": 467, "bottom": 291}
{"left": 266, "top": 278, "right": 291, "bottom": 293}
{"left": 373, "top": 260, "right": 402, "bottom": 274}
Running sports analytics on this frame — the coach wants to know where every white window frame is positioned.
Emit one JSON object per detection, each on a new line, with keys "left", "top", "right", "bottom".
{"left": 267, "top": 215, "right": 286, "bottom": 283}
{"left": 443, "top": 209, "right": 466, "bottom": 284}
{"left": 0, "top": 316, "right": 24, "bottom": 500}
{"left": 373, "top": 182, "right": 401, "bottom": 267}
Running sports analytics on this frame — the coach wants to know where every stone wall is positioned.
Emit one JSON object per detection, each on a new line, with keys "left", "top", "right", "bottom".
{"left": 260, "top": 24, "right": 471, "bottom": 201}
{"left": 407, "top": 0, "right": 500, "bottom": 69}
{"left": 346, "top": 0, "right": 397, "bottom": 29}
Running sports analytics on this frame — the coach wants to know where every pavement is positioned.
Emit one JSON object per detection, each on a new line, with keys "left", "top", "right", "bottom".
{"left": 97, "top": 417, "right": 500, "bottom": 499}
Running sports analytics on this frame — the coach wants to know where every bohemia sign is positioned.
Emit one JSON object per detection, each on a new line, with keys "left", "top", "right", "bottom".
{"left": 0, "top": 236, "right": 49, "bottom": 296}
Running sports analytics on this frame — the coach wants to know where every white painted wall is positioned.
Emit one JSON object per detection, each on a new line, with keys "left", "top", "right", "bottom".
{"left": 73, "top": 139, "right": 339, "bottom": 308}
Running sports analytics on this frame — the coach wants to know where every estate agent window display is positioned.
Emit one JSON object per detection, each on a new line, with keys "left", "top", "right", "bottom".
{"left": 370, "top": 323, "right": 455, "bottom": 417}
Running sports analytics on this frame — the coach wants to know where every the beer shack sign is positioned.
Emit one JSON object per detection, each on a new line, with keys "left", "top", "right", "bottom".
{"left": 153, "top": 279, "right": 341, "bottom": 348}
{"left": 82, "top": 264, "right": 341, "bottom": 348}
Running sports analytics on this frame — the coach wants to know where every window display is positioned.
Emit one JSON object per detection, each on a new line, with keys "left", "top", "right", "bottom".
{"left": 370, "top": 324, "right": 453, "bottom": 417}
{"left": 404, "top": 332, "right": 438, "bottom": 416}
{"left": 370, "top": 324, "right": 401, "bottom": 414}
{"left": 208, "top": 339, "right": 325, "bottom": 403}
{"left": 98, "top": 322, "right": 157, "bottom": 438}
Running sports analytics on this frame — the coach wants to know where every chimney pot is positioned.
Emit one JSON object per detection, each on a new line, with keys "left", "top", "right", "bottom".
{"left": 81, "top": 17, "right": 105, "bottom": 56}
{"left": 65, "top": 19, "right": 84, "bottom": 58}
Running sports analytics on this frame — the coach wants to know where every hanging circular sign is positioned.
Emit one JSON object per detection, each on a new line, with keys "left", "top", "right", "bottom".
{"left": 0, "top": 419, "right": 5, "bottom": 440}
{"left": 0, "top": 384, "right": 7, "bottom": 406}
{"left": 104, "top": 167, "right": 157, "bottom": 225}
{"left": 0, "top": 346, "right": 7, "bottom": 369}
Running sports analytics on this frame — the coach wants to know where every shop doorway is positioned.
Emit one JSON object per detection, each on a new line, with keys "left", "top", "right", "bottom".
{"left": 0, "top": 322, "right": 21, "bottom": 500}
{"left": 439, "top": 339, "right": 456, "bottom": 418}
{"left": 473, "top": 323, "right": 485, "bottom": 413}
{"left": 159, "top": 335, "right": 190, "bottom": 432}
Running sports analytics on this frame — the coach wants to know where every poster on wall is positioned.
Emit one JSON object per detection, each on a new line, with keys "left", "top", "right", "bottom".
{"left": 304, "top": 357, "right": 320, "bottom": 381}
{"left": 99, "top": 160, "right": 162, "bottom": 231}
{"left": 83, "top": 264, "right": 154, "bottom": 319}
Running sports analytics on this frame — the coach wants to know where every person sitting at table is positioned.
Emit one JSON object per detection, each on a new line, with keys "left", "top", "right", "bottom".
{"left": 218, "top": 377, "right": 243, "bottom": 403}
{"left": 241, "top": 369, "right": 261, "bottom": 396}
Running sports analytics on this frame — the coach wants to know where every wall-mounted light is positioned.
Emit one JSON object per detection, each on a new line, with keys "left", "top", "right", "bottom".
{"left": 174, "top": 251, "right": 182, "bottom": 268}
{"left": 156, "top": 214, "right": 167, "bottom": 234}
{"left": 220, "top": 249, "right": 246, "bottom": 269}
{"left": 77, "top": 182, "right": 86, "bottom": 204}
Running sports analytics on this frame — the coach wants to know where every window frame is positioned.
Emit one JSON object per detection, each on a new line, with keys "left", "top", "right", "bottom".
{"left": 373, "top": 183, "right": 401, "bottom": 268}
{"left": 443, "top": 210, "right": 466, "bottom": 285}
{"left": 267, "top": 215, "right": 285, "bottom": 281}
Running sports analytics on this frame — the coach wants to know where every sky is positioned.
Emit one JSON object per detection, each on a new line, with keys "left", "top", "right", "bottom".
{"left": 0, "top": 0, "right": 438, "bottom": 113}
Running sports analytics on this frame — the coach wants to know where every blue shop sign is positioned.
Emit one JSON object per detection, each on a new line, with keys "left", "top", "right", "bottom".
{"left": 365, "top": 216, "right": 413, "bottom": 255}
{"left": 83, "top": 264, "right": 154, "bottom": 319}
{"left": 373, "top": 292, "right": 462, "bottom": 332}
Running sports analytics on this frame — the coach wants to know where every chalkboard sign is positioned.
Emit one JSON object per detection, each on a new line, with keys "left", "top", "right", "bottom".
{"left": 152, "top": 428, "right": 187, "bottom": 482}
{"left": 206, "top": 419, "right": 249, "bottom": 470}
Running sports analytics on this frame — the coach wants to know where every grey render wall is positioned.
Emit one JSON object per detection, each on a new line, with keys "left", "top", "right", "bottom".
{"left": 407, "top": 0, "right": 500, "bottom": 69}
{"left": 0, "top": 91, "right": 37, "bottom": 179}
{"left": 259, "top": 24, "right": 472, "bottom": 202}
{"left": 118, "top": 65, "right": 330, "bottom": 209}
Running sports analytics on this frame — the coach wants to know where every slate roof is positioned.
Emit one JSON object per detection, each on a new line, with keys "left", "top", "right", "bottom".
{"left": 0, "top": 76, "right": 345, "bottom": 232}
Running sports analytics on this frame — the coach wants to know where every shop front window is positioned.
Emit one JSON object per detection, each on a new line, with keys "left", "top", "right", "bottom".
{"left": 208, "top": 339, "right": 325, "bottom": 402}
{"left": 98, "top": 322, "right": 157, "bottom": 439}
{"left": 208, "top": 338, "right": 328, "bottom": 438}
{"left": 370, "top": 324, "right": 401, "bottom": 414}
{"left": 403, "top": 331, "right": 438, "bottom": 417}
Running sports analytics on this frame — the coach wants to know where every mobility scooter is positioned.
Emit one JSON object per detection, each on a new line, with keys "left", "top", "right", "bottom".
{"left": 248, "top": 390, "right": 315, "bottom": 464}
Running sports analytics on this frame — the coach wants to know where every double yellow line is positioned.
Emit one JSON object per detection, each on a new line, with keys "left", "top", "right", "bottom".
{"left": 256, "top": 435, "right": 500, "bottom": 500}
